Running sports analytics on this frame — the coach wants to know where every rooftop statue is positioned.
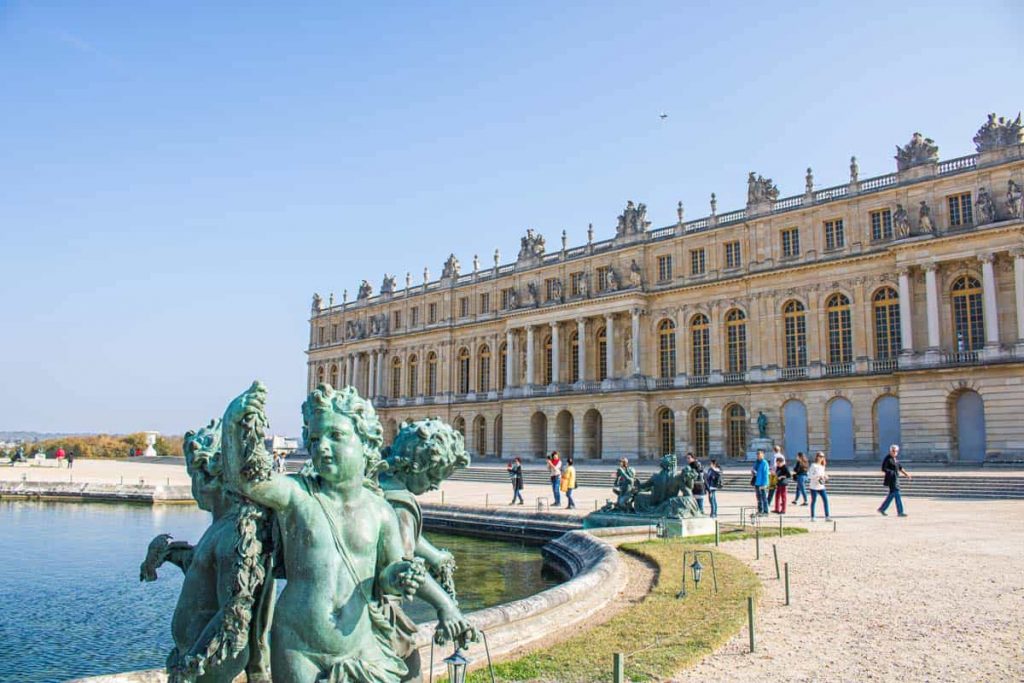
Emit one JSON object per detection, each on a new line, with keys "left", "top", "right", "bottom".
{"left": 219, "top": 381, "right": 435, "bottom": 682}
{"left": 973, "top": 112, "right": 1023, "bottom": 152}
{"left": 628, "top": 259, "right": 643, "bottom": 288}
{"left": 918, "top": 201, "right": 935, "bottom": 234}
{"left": 381, "top": 275, "right": 397, "bottom": 295}
{"left": 518, "top": 229, "right": 546, "bottom": 261}
{"left": 1008, "top": 179, "right": 1023, "bottom": 220}
{"left": 527, "top": 281, "right": 541, "bottom": 307}
{"left": 311, "top": 293, "right": 323, "bottom": 314}
{"left": 441, "top": 254, "right": 460, "bottom": 280}
{"left": 357, "top": 280, "right": 374, "bottom": 301}
{"left": 747, "top": 172, "right": 779, "bottom": 204}
{"left": 757, "top": 411, "right": 768, "bottom": 439}
{"left": 976, "top": 187, "right": 997, "bottom": 225}
{"left": 140, "top": 419, "right": 275, "bottom": 683}
{"left": 615, "top": 200, "right": 650, "bottom": 237}
{"left": 895, "top": 132, "right": 939, "bottom": 171}
{"left": 893, "top": 204, "right": 911, "bottom": 238}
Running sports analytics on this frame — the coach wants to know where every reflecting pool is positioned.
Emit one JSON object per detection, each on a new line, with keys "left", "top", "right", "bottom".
{"left": 0, "top": 501, "right": 558, "bottom": 683}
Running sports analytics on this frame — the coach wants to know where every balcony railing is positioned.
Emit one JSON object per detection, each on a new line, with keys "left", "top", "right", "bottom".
{"left": 654, "top": 376, "right": 675, "bottom": 389}
{"left": 689, "top": 374, "right": 709, "bottom": 386}
{"left": 825, "top": 361, "right": 854, "bottom": 377}
{"left": 780, "top": 366, "right": 808, "bottom": 380}
{"left": 942, "top": 350, "right": 980, "bottom": 365}
{"left": 869, "top": 358, "right": 898, "bottom": 373}
{"left": 722, "top": 371, "right": 745, "bottom": 384}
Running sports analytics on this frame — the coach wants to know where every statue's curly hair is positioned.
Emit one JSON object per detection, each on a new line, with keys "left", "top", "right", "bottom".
{"left": 183, "top": 418, "right": 223, "bottom": 478}
{"left": 387, "top": 418, "right": 470, "bottom": 491}
{"left": 301, "top": 384, "right": 386, "bottom": 487}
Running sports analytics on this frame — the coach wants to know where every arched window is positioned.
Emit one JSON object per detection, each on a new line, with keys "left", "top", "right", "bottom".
{"left": 543, "top": 335, "right": 553, "bottom": 385}
{"left": 317, "top": 366, "right": 325, "bottom": 385}
{"left": 457, "top": 347, "right": 470, "bottom": 394}
{"left": 951, "top": 276, "right": 984, "bottom": 351}
{"left": 783, "top": 300, "right": 807, "bottom": 367}
{"left": 658, "top": 407, "right": 675, "bottom": 455}
{"left": 826, "top": 293, "right": 853, "bottom": 364}
{"left": 872, "top": 287, "right": 901, "bottom": 359}
{"left": 726, "top": 404, "right": 747, "bottom": 459}
{"left": 494, "top": 414, "right": 503, "bottom": 456}
{"left": 329, "top": 364, "right": 339, "bottom": 387}
{"left": 691, "top": 406, "right": 709, "bottom": 459}
{"left": 474, "top": 416, "right": 487, "bottom": 456}
{"left": 691, "top": 314, "right": 710, "bottom": 376}
{"left": 453, "top": 416, "right": 466, "bottom": 440}
{"left": 658, "top": 319, "right": 677, "bottom": 378}
{"left": 427, "top": 352, "right": 438, "bottom": 395}
{"left": 498, "top": 343, "right": 508, "bottom": 391}
{"left": 724, "top": 309, "right": 747, "bottom": 373}
{"left": 570, "top": 331, "right": 580, "bottom": 383}
{"left": 390, "top": 358, "right": 401, "bottom": 397}
{"left": 478, "top": 345, "right": 491, "bottom": 393}
{"left": 597, "top": 327, "right": 608, "bottom": 380}
{"left": 407, "top": 355, "right": 419, "bottom": 396}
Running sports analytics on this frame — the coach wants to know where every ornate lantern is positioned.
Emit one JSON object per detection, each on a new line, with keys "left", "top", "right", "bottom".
{"left": 690, "top": 557, "right": 703, "bottom": 585}
{"left": 444, "top": 648, "right": 470, "bottom": 683}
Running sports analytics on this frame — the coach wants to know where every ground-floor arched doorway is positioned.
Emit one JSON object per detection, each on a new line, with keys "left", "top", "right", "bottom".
{"left": 953, "top": 390, "right": 986, "bottom": 462}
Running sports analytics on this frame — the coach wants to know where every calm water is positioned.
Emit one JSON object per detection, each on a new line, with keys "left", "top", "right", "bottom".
{"left": 0, "top": 501, "right": 558, "bottom": 683}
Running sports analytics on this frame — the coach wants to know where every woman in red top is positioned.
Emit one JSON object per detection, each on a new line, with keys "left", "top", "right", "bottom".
{"left": 55, "top": 447, "right": 66, "bottom": 467}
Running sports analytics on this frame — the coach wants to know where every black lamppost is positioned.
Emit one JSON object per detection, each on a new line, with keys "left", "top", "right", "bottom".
{"left": 676, "top": 549, "right": 718, "bottom": 598}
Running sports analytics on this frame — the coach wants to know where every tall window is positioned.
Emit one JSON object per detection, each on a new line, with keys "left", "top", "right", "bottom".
{"left": 427, "top": 352, "right": 438, "bottom": 395}
{"left": 543, "top": 335, "right": 553, "bottom": 384}
{"left": 411, "top": 306, "right": 419, "bottom": 326}
{"left": 657, "top": 255, "right": 673, "bottom": 282}
{"left": 691, "top": 407, "right": 709, "bottom": 459}
{"left": 498, "top": 343, "right": 508, "bottom": 390}
{"left": 824, "top": 218, "right": 845, "bottom": 250}
{"left": 408, "top": 355, "right": 419, "bottom": 396}
{"left": 501, "top": 288, "right": 515, "bottom": 309}
{"left": 691, "top": 314, "right": 710, "bottom": 376}
{"left": 459, "top": 297, "right": 469, "bottom": 318}
{"left": 872, "top": 287, "right": 901, "bottom": 359}
{"left": 658, "top": 408, "right": 675, "bottom": 456}
{"left": 725, "top": 241, "right": 742, "bottom": 269}
{"left": 545, "top": 278, "right": 559, "bottom": 301}
{"left": 726, "top": 404, "right": 747, "bottom": 459}
{"left": 329, "top": 364, "right": 339, "bottom": 387}
{"left": 570, "top": 331, "right": 580, "bottom": 383}
{"left": 317, "top": 366, "right": 325, "bottom": 385}
{"left": 826, "top": 293, "right": 853, "bottom": 364}
{"left": 597, "top": 327, "right": 608, "bottom": 380}
{"left": 690, "top": 248, "right": 706, "bottom": 275}
{"left": 725, "top": 309, "right": 747, "bottom": 373}
{"left": 478, "top": 345, "right": 491, "bottom": 393}
{"left": 390, "top": 358, "right": 401, "bottom": 397}
{"left": 781, "top": 227, "right": 800, "bottom": 258}
{"left": 658, "top": 319, "right": 677, "bottom": 378}
{"left": 783, "top": 300, "right": 807, "bottom": 367}
{"left": 948, "top": 193, "right": 973, "bottom": 227}
{"left": 457, "top": 348, "right": 470, "bottom": 394}
{"left": 331, "top": 323, "right": 338, "bottom": 342}
{"left": 392, "top": 311, "right": 401, "bottom": 330}
{"left": 318, "top": 326, "right": 325, "bottom": 344}
{"left": 570, "top": 271, "right": 585, "bottom": 296}
{"left": 428, "top": 302, "right": 437, "bottom": 323}
{"left": 480, "top": 292, "right": 490, "bottom": 313}
{"left": 475, "top": 418, "right": 487, "bottom": 457}
{"left": 951, "top": 275, "right": 984, "bottom": 351}
{"left": 597, "top": 266, "right": 612, "bottom": 292}
{"left": 871, "top": 209, "right": 893, "bottom": 241}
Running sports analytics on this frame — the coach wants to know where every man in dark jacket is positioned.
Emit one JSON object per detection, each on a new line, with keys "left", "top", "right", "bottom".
{"left": 686, "top": 452, "right": 705, "bottom": 513}
{"left": 879, "top": 444, "right": 911, "bottom": 517}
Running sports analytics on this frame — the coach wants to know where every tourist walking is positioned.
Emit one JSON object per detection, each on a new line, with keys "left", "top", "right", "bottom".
{"left": 878, "top": 444, "right": 912, "bottom": 517}
{"left": 808, "top": 451, "right": 831, "bottom": 521}
{"left": 791, "top": 452, "right": 809, "bottom": 505}
{"left": 508, "top": 457, "right": 524, "bottom": 505}
{"left": 55, "top": 446, "right": 66, "bottom": 468}
{"left": 704, "top": 459, "right": 722, "bottom": 518}
{"left": 560, "top": 456, "right": 577, "bottom": 509}
{"left": 547, "top": 451, "right": 562, "bottom": 507}
{"left": 687, "top": 453, "right": 705, "bottom": 513}
{"left": 751, "top": 450, "right": 770, "bottom": 515}
{"left": 772, "top": 455, "right": 790, "bottom": 514}
{"left": 66, "top": 450, "right": 75, "bottom": 469}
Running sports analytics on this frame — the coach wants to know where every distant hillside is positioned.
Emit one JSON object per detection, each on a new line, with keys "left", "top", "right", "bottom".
{"left": 0, "top": 431, "right": 91, "bottom": 443}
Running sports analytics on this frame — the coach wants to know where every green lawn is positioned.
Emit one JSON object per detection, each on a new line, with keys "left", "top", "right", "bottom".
{"left": 465, "top": 527, "right": 806, "bottom": 682}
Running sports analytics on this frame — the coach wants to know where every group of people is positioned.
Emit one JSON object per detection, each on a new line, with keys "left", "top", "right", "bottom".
{"left": 506, "top": 452, "right": 579, "bottom": 508}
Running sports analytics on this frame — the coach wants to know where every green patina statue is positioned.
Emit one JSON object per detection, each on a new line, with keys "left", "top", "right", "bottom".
{"left": 598, "top": 453, "right": 702, "bottom": 519}
{"left": 609, "top": 458, "right": 638, "bottom": 512}
{"left": 140, "top": 419, "right": 275, "bottom": 683}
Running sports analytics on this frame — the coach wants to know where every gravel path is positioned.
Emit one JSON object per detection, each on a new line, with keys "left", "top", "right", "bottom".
{"left": 682, "top": 495, "right": 1024, "bottom": 683}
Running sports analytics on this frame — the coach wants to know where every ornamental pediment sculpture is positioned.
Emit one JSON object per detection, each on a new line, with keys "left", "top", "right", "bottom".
{"left": 973, "top": 113, "right": 1023, "bottom": 152}
{"left": 380, "top": 274, "right": 397, "bottom": 295}
{"left": 746, "top": 172, "right": 779, "bottom": 204}
{"left": 441, "top": 253, "right": 461, "bottom": 279}
{"left": 976, "top": 187, "right": 997, "bottom": 225}
{"left": 628, "top": 259, "right": 643, "bottom": 288}
{"left": 357, "top": 279, "right": 373, "bottom": 301}
{"left": 517, "top": 228, "right": 546, "bottom": 261}
{"left": 615, "top": 200, "right": 650, "bottom": 237}
{"left": 346, "top": 318, "right": 366, "bottom": 340}
{"left": 1007, "top": 179, "right": 1023, "bottom": 219}
{"left": 311, "top": 292, "right": 323, "bottom": 314}
{"left": 369, "top": 313, "right": 389, "bottom": 336}
{"left": 895, "top": 132, "right": 939, "bottom": 171}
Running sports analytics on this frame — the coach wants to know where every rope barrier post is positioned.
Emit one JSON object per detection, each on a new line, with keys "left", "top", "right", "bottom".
{"left": 485, "top": 493, "right": 489, "bottom": 508}
{"left": 714, "top": 518, "right": 720, "bottom": 547}
{"left": 779, "top": 513, "right": 783, "bottom": 538}
{"left": 613, "top": 652, "right": 624, "bottom": 683}
{"left": 784, "top": 562, "right": 791, "bottom": 606}
{"left": 755, "top": 525, "right": 760, "bottom": 560}
{"left": 440, "top": 489, "right": 445, "bottom": 506}
{"left": 773, "top": 544, "right": 780, "bottom": 580}
{"left": 747, "top": 597, "right": 756, "bottom": 653}
{"left": 833, "top": 519, "right": 837, "bottom": 533}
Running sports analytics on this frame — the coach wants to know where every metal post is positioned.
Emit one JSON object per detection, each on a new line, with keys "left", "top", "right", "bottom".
{"left": 440, "top": 490, "right": 445, "bottom": 506}
{"left": 747, "top": 597, "right": 755, "bottom": 652}
{"left": 485, "top": 493, "right": 489, "bottom": 508}
{"left": 773, "top": 544, "right": 780, "bottom": 580}
{"left": 613, "top": 653, "right": 624, "bottom": 683}
{"left": 714, "top": 519, "right": 720, "bottom": 547}
{"left": 833, "top": 519, "right": 837, "bottom": 533}
{"left": 755, "top": 526, "right": 760, "bottom": 560}
{"left": 779, "top": 513, "right": 783, "bottom": 538}
{"left": 784, "top": 562, "right": 791, "bottom": 606}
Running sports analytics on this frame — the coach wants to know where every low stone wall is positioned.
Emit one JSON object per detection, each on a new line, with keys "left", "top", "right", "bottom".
{"left": 67, "top": 528, "right": 626, "bottom": 682}
{"left": 0, "top": 480, "right": 192, "bottom": 504}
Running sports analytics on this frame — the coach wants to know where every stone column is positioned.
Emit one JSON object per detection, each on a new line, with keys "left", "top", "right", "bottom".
{"left": 1014, "top": 249, "right": 1024, "bottom": 343}
{"left": 378, "top": 351, "right": 387, "bottom": 397}
{"left": 898, "top": 268, "right": 914, "bottom": 353}
{"left": 550, "top": 322, "right": 560, "bottom": 385}
{"left": 368, "top": 351, "right": 378, "bottom": 398}
{"left": 604, "top": 313, "right": 615, "bottom": 379}
{"left": 924, "top": 262, "right": 940, "bottom": 349}
{"left": 505, "top": 330, "right": 515, "bottom": 388}
{"left": 526, "top": 325, "right": 536, "bottom": 386}
{"left": 980, "top": 253, "right": 1000, "bottom": 346}
{"left": 576, "top": 318, "right": 587, "bottom": 382}
{"left": 676, "top": 308, "right": 687, "bottom": 375}
{"left": 353, "top": 354, "right": 362, "bottom": 395}
{"left": 630, "top": 308, "right": 642, "bottom": 375}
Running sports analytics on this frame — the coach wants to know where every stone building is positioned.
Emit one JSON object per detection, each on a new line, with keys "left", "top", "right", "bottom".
{"left": 307, "top": 114, "right": 1024, "bottom": 463}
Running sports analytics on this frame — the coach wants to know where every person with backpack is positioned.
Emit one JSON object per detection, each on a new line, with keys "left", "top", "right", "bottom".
{"left": 704, "top": 459, "right": 723, "bottom": 518}
{"left": 878, "top": 444, "right": 911, "bottom": 517}
{"left": 508, "top": 457, "right": 525, "bottom": 505}
{"left": 791, "top": 452, "right": 809, "bottom": 505}
{"left": 751, "top": 450, "right": 770, "bottom": 516}
{"left": 686, "top": 452, "right": 705, "bottom": 513}
{"left": 808, "top": 451, "right": 832, "bottom": 522}
{"left": 560, "top": 456, "right": 577, "bottom": 509}
{"left": 772, "top": 455, "right": 791, "bottom": 514}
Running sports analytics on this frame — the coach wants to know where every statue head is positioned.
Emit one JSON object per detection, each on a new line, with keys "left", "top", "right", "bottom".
{"left": 385, "top": 418, "right": 470, "bottom": 495}
{"left": 659, "top": 453, "right": 677, "bottom": 472}
{"left": 301, "top": 384, "right": 385, "bottom": 488}
{"left": 183, "top": 418, "right": 225, "bottom": 512}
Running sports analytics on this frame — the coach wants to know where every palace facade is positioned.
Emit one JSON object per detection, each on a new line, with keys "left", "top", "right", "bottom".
{"left": 307, "top": 114, "right": 1024, "bottom": 463}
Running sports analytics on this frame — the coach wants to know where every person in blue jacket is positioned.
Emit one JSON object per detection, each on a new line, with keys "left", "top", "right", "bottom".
{"left": 750, "top": 449, "right": 771, "bottom": 515}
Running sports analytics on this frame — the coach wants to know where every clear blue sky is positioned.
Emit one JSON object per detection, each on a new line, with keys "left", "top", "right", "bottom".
{"left": 1, "top": 1, "right": 1020, "bottom": 438}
